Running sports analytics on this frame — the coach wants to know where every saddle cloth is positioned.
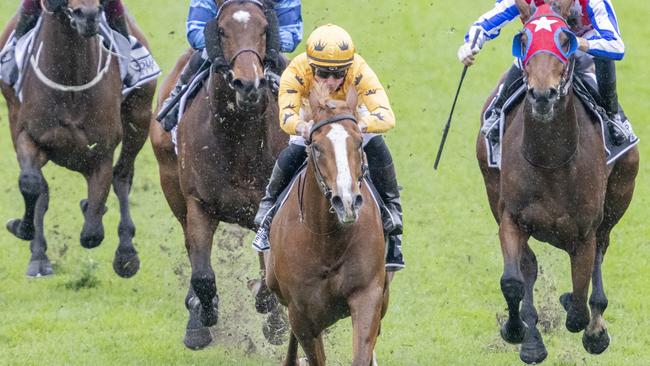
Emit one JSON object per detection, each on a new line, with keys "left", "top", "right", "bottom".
{"left": 484, "top": 74, "right": 639, "bottom": 169}
{"left": 0, "top": 15, "right": 160, "bottom": 101}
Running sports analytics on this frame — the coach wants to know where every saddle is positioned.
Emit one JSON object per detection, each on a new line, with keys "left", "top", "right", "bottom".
{"left": 485, "top": 74, "right": 639, "bottom": 168}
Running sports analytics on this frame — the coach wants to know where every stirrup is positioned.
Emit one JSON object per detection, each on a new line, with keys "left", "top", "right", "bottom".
{"left": 607, "top": 115, "right": 632, "bottom": 146}
{"left": 481, "top": 109, "right": 501, "bottom": 145}
{"left": 252, "top": 224, "right": 270, "bottom": 251}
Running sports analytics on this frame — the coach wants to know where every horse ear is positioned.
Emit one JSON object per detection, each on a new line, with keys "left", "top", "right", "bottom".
{"left": 560, "top": 29, "right": 578, "bottom": 58}
{"left": 308, "top": 82, "right": 325, "bottom": 118}
{"left": 512, "top": 32, "right": 526, "bottom": 60}
{"left": 514, "top": 0, "right": 532, "bottom": 23}
{"left": 345, "top": 86, "right": 358, "bottom": 114}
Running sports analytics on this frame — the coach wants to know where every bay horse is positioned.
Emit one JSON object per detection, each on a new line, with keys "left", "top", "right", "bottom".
{"left": 150, "top": 0, "right": 287, "bottom": 350}
{"left": 267, "top": 83, "right": 389, "bottom": 366}
{"left": 476, "top": 1, "right": 639, "bottom": 363}
{"left": 0, "top": 0, "right": 156, "bottom": 278}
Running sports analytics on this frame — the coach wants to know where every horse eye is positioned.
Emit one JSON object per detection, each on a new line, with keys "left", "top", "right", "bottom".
{"left": 218, "top": 27, "right": 226, "bottom": 37}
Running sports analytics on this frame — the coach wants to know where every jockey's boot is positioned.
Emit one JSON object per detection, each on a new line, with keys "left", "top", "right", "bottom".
{"left": 481, "top": 65, "right": 523, "bottom": 144}
{"left": 157, "top": 51, "right": 207, "bottom": 131}
{"left": 252, "top": 144, "right": 307, "bottom": 250}
{"left": 595, "top": 58, "right": 631, "bottom": 145}
{"left": 15, "top": 7, "right": 40, "bottom": 39}
{"left": 369, "top": 162, "right": 404, "bottom": 272}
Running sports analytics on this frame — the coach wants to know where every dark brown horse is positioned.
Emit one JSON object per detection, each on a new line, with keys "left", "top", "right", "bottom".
{"left": 267, "top": 83, "right": 389, "bottom": 366}
{"left": 476, "top": 0, "right": 639, "bottom": 363}
{"left": 0, "top": 0, "right": 156, "bottom": 278}
{"left": 150, "top": 0, "right": 287, "bottom": 350}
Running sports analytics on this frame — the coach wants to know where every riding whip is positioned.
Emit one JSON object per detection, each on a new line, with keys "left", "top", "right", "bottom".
{"left": 433, "top": 31, "right": 480, "bottom": 170}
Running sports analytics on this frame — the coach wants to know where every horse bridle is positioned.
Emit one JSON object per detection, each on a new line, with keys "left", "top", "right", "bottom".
{"left": 306, "top": 114, "right": 366, "bottom": 200}
{"left": 518, "top": 12, "right": 576, "bottom": 98}
{"left": 209, "top": 0, "right": 270, "bottom": 76}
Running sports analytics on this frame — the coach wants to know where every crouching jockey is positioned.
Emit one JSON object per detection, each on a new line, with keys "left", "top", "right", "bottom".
{"left": 156, "top": 0, "right": 303, "bottom": 132}
{"left": 460, "top": 0, "right": 632, "bottom": 146}
{"left": 252, "top": 24, "right": 405, "bottom": 272}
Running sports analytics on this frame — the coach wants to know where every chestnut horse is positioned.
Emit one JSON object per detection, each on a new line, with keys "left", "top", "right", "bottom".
{"left": 476, "top": 1, "right": 639, "bottom": 363}
{"left": 267, "top": 84, "right": 389, "bottom": 366}
{"left": 150, "top": 0, "right": 287, "bottom": 350}
{"left": 0, "top": 0, "right": 156, "bottom": 278}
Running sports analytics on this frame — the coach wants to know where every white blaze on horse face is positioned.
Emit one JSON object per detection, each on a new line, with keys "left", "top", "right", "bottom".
{"left": 233, "top": 11, "right": 251, "bottom": 26}
{"left": 253, "top": 63, "right": 260, "bottom": 89}
{"left": 327, "top": 125, "right": 354, "bottom": 204}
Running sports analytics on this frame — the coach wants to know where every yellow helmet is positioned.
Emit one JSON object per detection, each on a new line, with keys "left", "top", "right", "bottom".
{"left": 306, "top": 24, "right": 355, "bottom": 69}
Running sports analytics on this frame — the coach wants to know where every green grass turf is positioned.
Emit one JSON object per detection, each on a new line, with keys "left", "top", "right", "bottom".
{"left": 1, "top": 1, "right": 649, "bottom": 365}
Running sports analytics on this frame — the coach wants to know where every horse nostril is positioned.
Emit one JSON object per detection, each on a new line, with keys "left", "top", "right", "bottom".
{"left": 232, "top": 79, "right": 244, "bottom": 91}
{"left": 548, "top": 88, "right": 559, "bottom": 100}
{"left": 331, "top": 195, "right": 344, "bottom": 212}
{"left": 353, "top": 194, "right": 363, "bottom": 210}
{"left": 258, "top": 77, "right": 267, "bottom": 89}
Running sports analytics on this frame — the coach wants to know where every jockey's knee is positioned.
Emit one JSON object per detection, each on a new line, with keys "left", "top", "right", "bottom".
{"left": 364, "top": 135, "right": 393, "bottom": 169}
{"left": 277, "top": 143, "right": 306, "bottom": 173}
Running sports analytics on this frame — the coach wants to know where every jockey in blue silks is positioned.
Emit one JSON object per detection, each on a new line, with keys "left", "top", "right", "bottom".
{"left": 158, "top": 0, "right": 303, "bottom": 131}
{"left": 459, "top": 0, "right": 632, "bottom": 146}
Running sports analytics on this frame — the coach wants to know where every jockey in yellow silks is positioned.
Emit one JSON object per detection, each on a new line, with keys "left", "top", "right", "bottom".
{"left": 253, "top": 24, "right": 404, "bottom": 272}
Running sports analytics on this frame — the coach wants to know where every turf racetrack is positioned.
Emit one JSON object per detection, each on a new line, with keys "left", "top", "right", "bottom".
{"left": 1, "top": 1, "right": 649, "bottom": 365}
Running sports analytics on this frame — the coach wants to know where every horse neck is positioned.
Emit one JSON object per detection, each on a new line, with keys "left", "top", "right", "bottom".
{"left": 36, "top": 12, "right": 102, "bottom": 83}
{"left": 522, "top": 90, "right": 578, "bottom": 168}
{"left": 207, "top": 73, "right": 273, "bottom": 142}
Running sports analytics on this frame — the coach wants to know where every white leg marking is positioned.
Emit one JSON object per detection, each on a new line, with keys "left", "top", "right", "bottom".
{"left": 232, "top": 10, "right": 251, "bottom": 25}
{"left": 326, "top": 125, "right": 353, "bottom": 203}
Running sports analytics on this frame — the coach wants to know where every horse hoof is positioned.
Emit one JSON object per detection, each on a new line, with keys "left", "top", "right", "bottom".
{"left": 250, "top": 279, "right": 278, "bottom": 314}
{"left": 184, "top": 326, "right": 212, "bottom": 350}
{"left": 559, "top": 292, "right": 572, "bottom": 312}
{"left": 500, "top": 319, "right": 528, "bottom": 344}
{"left": 113, "top": 249, "right": 140, "bottom": 278}
{"left": 583, "top": 329, "right": 610, "bottom": 355}
{"left": 262, "top": 309, "right": 288, "bottom": 345}
{"left": 520, "top": 328, "right": 548, "bottom": 364}
{"left": 80, "top": 223, "right": 104, "bottom": 249}
{"left": 26, "top": 259, "right": 54, "bottom": 277}
{"left": 6, "top": 219, "right": 34, "bottom": 241}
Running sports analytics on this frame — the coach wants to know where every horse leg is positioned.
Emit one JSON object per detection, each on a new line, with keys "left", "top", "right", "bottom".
{"left": 183, "top": 198, "right": 219, "bottom": 349}
{"left": 8, "top": 132, "right": 52, "bottom": 276}
{"left": 282, "top": 331, "right": 299, "bottom": 366}
{"left": 348, "top": 285, "right": 383, "bottom": 366}
{"left": 7, "top": 132, "right": 47, "bottom": 241}
{"left": 518, "top": 244, "right": 547, "bottom": 364}
{"left": 109, "top": 93, "right": 152, "bottom": 278}
{"left": 80, "top": 159, "right": 112, "bottom": 249}
{"left": 498, "top": 213, "right": 529, "bottom": 344}
{"left": 289, "top": 306, "right": 326, "bottom": 366}
{"left": 560, "top": 235, "right": 596, "bottom": 333}
{"left": 253, "top": 251, "right": 287, "bottom": 345}
{"left": 581, "top": 233, "right": 610, "bottom": 354}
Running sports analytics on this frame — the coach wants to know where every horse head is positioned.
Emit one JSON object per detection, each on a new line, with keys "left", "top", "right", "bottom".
{"left": 204, "top": 0, "right": 281, "bottom": 108}
{"left": 44, "top": 0, "right": 108, "bottom": 37}
{"left": 513, "top": 1, "right": 578, "bottom": 121}
{"left": 307, "top": 83, "right": 364, "bottom": 225}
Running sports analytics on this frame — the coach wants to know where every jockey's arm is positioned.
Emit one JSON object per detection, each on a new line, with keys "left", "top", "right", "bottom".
{"left": 354, "top": 57, "right": 395, "bottom": 134}
{"left": 275, "top": 0, "right": 303, "bottom": 53}
{"left": 464, "top": 0, "right": 521, "bottom": 48}
{"left": 278, "top": 60, "right": 308, "bottom": 136}
{"left": 186, "top": 0, "right": 218, "bottom": 50}
{"left": 582, "top": 0, "right": 625, "bottom": 60}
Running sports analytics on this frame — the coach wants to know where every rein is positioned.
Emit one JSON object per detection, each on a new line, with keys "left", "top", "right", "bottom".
{"left": 30, "top": 3, "right": 116, "bottom": 92}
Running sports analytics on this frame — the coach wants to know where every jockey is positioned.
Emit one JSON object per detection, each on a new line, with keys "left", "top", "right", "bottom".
{"left": 252, "top": 24, "right": 405, "bottom": 272}
{"left": 14, "top": 0, "right": 129, "bottom": 39}
{"left": 459, "top": 0, "right": 631, "bottom": 145}
{"left": 158, "top": 0, "right": 303, "bottom": 131}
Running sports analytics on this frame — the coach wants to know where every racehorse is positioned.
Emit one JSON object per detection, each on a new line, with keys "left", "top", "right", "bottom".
{"left": 476, "top": 1, "right": 639, "bottom": 363}
{"left": 149, "top": 0, "right": 287, "bottom": 350}
{"left": 266, "top": 83, "right": 389, "bottom": 366}
{"left": 0, "top": 0, "right": 156, "bottom": 278}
